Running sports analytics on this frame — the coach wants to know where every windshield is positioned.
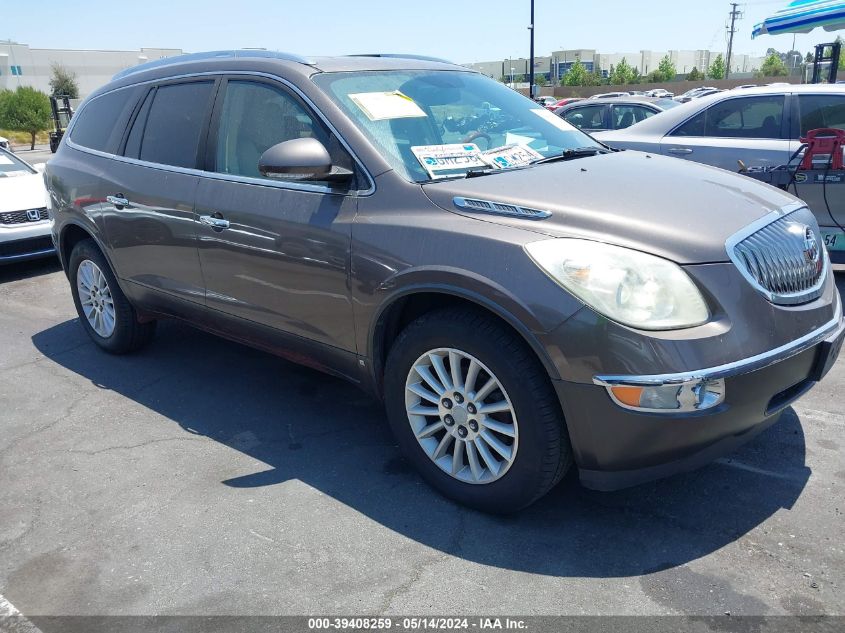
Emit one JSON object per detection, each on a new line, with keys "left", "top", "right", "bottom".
{"left": 0, "top": 151, "right": 35, "bottom": 178}
{"left": 313, "top": 70, "right": 599, "bottom": 181}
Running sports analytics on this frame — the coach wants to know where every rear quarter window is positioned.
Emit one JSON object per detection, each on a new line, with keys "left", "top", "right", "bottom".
{"left": 131, "top": 81, "right": 215, "bottom": 169}
{"left": 70, "top": 87, "right": 140, "bottom": 153}
{"left": 798, "top": 94, "right": 845, "bottom": 135}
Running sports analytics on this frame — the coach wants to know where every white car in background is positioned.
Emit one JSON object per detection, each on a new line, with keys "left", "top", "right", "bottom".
{"left": 593, "top": 84, "right": 845, "bottom": 172}
{"left": 0, "top": 136, "right": 13, "bottom": 152}
{"left": 0, "top": 148, "right": 54, "bottom": 263}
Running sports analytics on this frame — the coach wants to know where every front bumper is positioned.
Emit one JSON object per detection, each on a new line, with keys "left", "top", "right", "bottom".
{"left": 556, "top": 302, "right": 845, "bottom": 491}
{"left": 0, "top": 221, "right": 56, "bottom": 263}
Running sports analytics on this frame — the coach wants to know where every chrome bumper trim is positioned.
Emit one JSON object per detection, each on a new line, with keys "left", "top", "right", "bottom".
{"left": 594, "top": 293, "right": 842, "bottom": 388}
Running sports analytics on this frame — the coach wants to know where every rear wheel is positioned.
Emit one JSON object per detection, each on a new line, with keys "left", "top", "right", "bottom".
{"left": 384, "top": 307, "right": 572, "bottom": 512}
{"left": 69, "top": 239, "right": 155, "bottom": 353}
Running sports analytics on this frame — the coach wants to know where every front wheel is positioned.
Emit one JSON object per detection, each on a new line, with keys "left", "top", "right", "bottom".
{"left": 384, "top": 307, "right": 572, "bottom": 512}
{"left": 69, "top": 239, "right": 156, "bottom": 354}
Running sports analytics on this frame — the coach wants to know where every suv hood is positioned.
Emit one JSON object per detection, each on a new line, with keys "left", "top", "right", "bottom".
{"left": 422, "top": 151, "right": 798, "bottom": 264}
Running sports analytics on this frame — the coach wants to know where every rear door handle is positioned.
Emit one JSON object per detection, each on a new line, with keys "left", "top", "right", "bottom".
{"left": 667, "top": 147, "right": 693, "bottom": 155}
{"left": 106, "top": 194, "right": 130, "bottom": 209}
{"left": 199, "top": 215, "right": 230, "bottom": 230}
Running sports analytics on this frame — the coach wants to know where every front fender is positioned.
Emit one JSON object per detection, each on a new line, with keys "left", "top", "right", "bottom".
{"left": 365, "top": 266, "right": 571, "bottom": 386}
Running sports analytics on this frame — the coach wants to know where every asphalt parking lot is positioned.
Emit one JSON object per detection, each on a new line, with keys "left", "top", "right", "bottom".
{"left": 0, "top": 256, "right": 843, "bottom": 620}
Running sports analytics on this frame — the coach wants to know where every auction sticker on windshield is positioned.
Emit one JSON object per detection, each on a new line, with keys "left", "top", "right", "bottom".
{"left": 481, "top": 144, "right": 543, "bottom": 169}
{"left": 412, "top": 144, "right": 487, "bottom": 179}
{"left": 349, "top": 91, "right": 427, "bottom": 121}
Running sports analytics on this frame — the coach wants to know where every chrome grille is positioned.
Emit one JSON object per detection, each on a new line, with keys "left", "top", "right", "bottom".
{"left": 729, "top": 207, "right": 826, "bottom": 305}
{"left": 0, "top": 207, "right": 49, "bottom": 225}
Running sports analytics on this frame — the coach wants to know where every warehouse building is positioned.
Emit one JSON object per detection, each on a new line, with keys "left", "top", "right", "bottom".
{"left": 465, "top": 48, "right": 767, "bottom": 83}
{"left": 0, "top": 41, "right": 184, "bottom": 97}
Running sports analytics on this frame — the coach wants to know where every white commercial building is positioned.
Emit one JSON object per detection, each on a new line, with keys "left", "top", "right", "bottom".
{"left": 468, "top": 48, "right": 767, "bottom": 82}
{"left": 0, "top": 42, "right": 184, "bottom": 98}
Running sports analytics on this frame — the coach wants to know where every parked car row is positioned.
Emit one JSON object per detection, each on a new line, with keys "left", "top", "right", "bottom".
{"left": 675, "top": 86, "right": 721, "bottom": 103}
{"left": 554, "top": 96, "right": 680, "bottom": 133}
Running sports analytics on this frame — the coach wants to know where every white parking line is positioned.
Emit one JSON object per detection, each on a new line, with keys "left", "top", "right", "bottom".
{"left": 714, "top": 458, "right": 805, "bottom": 482}
{"left": 0, "top": 594, "right": 43, "bottom": 633}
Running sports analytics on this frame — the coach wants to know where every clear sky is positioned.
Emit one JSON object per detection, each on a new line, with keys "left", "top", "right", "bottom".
{"left": 2, "top": 0, "right": 834, "bottom": 61}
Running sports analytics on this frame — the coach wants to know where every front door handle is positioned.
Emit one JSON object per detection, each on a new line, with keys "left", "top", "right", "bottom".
{"left": 667, "top": 147, "right": 694, "bottom": 155}
{"left": 199, "top": 214, "right": 230, "bottom": 230}
{"left": 106, "top": 194, "right": 130, "bottom": 209}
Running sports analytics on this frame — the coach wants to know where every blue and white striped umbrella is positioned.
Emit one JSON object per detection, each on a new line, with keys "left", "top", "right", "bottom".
{"left": 752, "top": 0, "right": 845, "bottom": 38}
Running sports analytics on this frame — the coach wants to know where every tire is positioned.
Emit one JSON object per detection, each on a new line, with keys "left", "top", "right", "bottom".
{"left": 69, "top": 239, "right": 156, "bottom": 354}
{"left": 384, "top": 307, "right": 572, "bottom": 513}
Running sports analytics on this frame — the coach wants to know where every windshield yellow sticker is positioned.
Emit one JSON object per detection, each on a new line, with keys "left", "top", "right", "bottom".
{"left": 530, "top": 108, "right": 575, "bottom": 130}
{"left": 349, "top": 91, "right": 427, "bottom": 121}
{"left": 411, "top": 144, "right": 487, "bottom": 179}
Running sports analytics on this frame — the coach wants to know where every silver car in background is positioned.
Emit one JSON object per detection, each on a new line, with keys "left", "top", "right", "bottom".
{"left": 593, "top": 84, "right": 845, "bottom": 172}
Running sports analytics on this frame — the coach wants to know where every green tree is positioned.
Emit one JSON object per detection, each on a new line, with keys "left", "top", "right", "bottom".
{"left": 657, "top": 55, "right": 677, "bottom": 82}
{"left": 708, "top": 53, "right": 726, "bottom": 80}
{"left": 564, "top": 59, "right": 590, "bottom": 87}
{"left": 610, "top": 57, "right": 636, "bottom": 85}
{"left": 535, "top": 74, "right": 548, "bottom": 87}
{"left": 686, "top": 66, "right": 704, "bottom": 81}
{"left": 48, "top": 63, "right": 79, "bottom": 99}
{"left": 759, "top": 52, "right": 788, "bottom": 77}
{"left": 0, "top": 86, "right": 52, "bottom": 149}
{"left": 590, "top": 67, "right": 605, "bottom": 86}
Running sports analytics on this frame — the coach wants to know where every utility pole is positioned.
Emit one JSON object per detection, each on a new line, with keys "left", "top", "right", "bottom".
{"left": 528, "top": 0, "right": 535, "bottom": 99}
{"left": 725, "top": 3, "right": 743, "bottom": 80}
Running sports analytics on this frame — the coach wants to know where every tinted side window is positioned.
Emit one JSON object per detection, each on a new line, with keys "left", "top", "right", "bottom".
{"left": 138, "top": 81, "right": 215, "bottom": 168}
{"left": 70, "top": 87, "right": 139, "bottom": 153}
{"left": 612, "top": 105, "right": 655, "bottom": 129}
{"left": 563, "top": 105, "right": 606, "bottom": 130}
{"left": 123, "top": 88, "right": 154, "bottom": 159}
{"left": 798, "top": 94, "right": 845, "bottom": 135}
{"left": 672, "top": 96, "right": 784, "bottom": 139}
{"left": 672, "top": 109, "right": 706, "bottom": 136}
{"left": 212, "top": 79, "right": 352, "bottom": 181}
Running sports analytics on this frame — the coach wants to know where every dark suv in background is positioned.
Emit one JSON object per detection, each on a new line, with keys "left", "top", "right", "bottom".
{"left": 45, "top": 51, "right": 843, "bottom": 511}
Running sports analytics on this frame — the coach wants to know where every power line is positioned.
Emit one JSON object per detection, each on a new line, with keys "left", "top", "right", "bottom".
{"left": 725, "top": 2, "right": 744, "bottom": 79}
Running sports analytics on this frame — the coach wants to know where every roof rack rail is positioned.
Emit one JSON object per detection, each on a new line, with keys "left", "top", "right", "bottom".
{"left": 112, "top": 50, "right": 314, "bottom": 81}
{"left": 348, "top": 53, "right": 454, "bottom": 64}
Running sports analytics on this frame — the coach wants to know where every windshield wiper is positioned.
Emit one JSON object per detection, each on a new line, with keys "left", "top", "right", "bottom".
{"left": 532, "top": 146, "right": 612, "bottom": 165}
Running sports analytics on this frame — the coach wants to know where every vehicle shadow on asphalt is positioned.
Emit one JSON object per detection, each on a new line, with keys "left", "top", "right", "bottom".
{"left": 32, "top": 317, "right": 811, "bottom": 578}
{"left": 0, "top": 257, "right": 61, "bottom": 284}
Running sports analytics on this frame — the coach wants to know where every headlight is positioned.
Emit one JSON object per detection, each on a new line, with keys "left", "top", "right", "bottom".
{"left": 525, "top": 239, "right": 709, "bottom": 330}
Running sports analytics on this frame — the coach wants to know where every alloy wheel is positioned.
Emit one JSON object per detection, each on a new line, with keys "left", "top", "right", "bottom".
{"left": 404, "top": 348, "right": 518, "bottom": 484}
{"left": 76, "top": 259, "right": 116, "bottom": 338}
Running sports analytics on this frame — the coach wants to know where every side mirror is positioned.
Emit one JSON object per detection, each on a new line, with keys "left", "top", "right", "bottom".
{"left": 32, "top": 162, "right": 46, "bottom": 173}
{"left": 258, "top": 138, "right": 352, "bottom": 185}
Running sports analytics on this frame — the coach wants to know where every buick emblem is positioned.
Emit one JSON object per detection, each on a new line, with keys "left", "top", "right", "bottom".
{"left": 803, "top": 226, "right": 820, "bottom": 268}
{"left": 26, "top": 209, "right": 41, "bottom": 222}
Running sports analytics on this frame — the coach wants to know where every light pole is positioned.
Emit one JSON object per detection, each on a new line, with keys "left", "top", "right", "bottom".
{"left": 528, "top": 0, "right": 535, "bottom": 98}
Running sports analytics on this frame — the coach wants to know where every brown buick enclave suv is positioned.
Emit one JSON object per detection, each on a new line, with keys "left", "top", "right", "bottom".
{"left": 45, "top": 51, "right": 844, "bottom": 511}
